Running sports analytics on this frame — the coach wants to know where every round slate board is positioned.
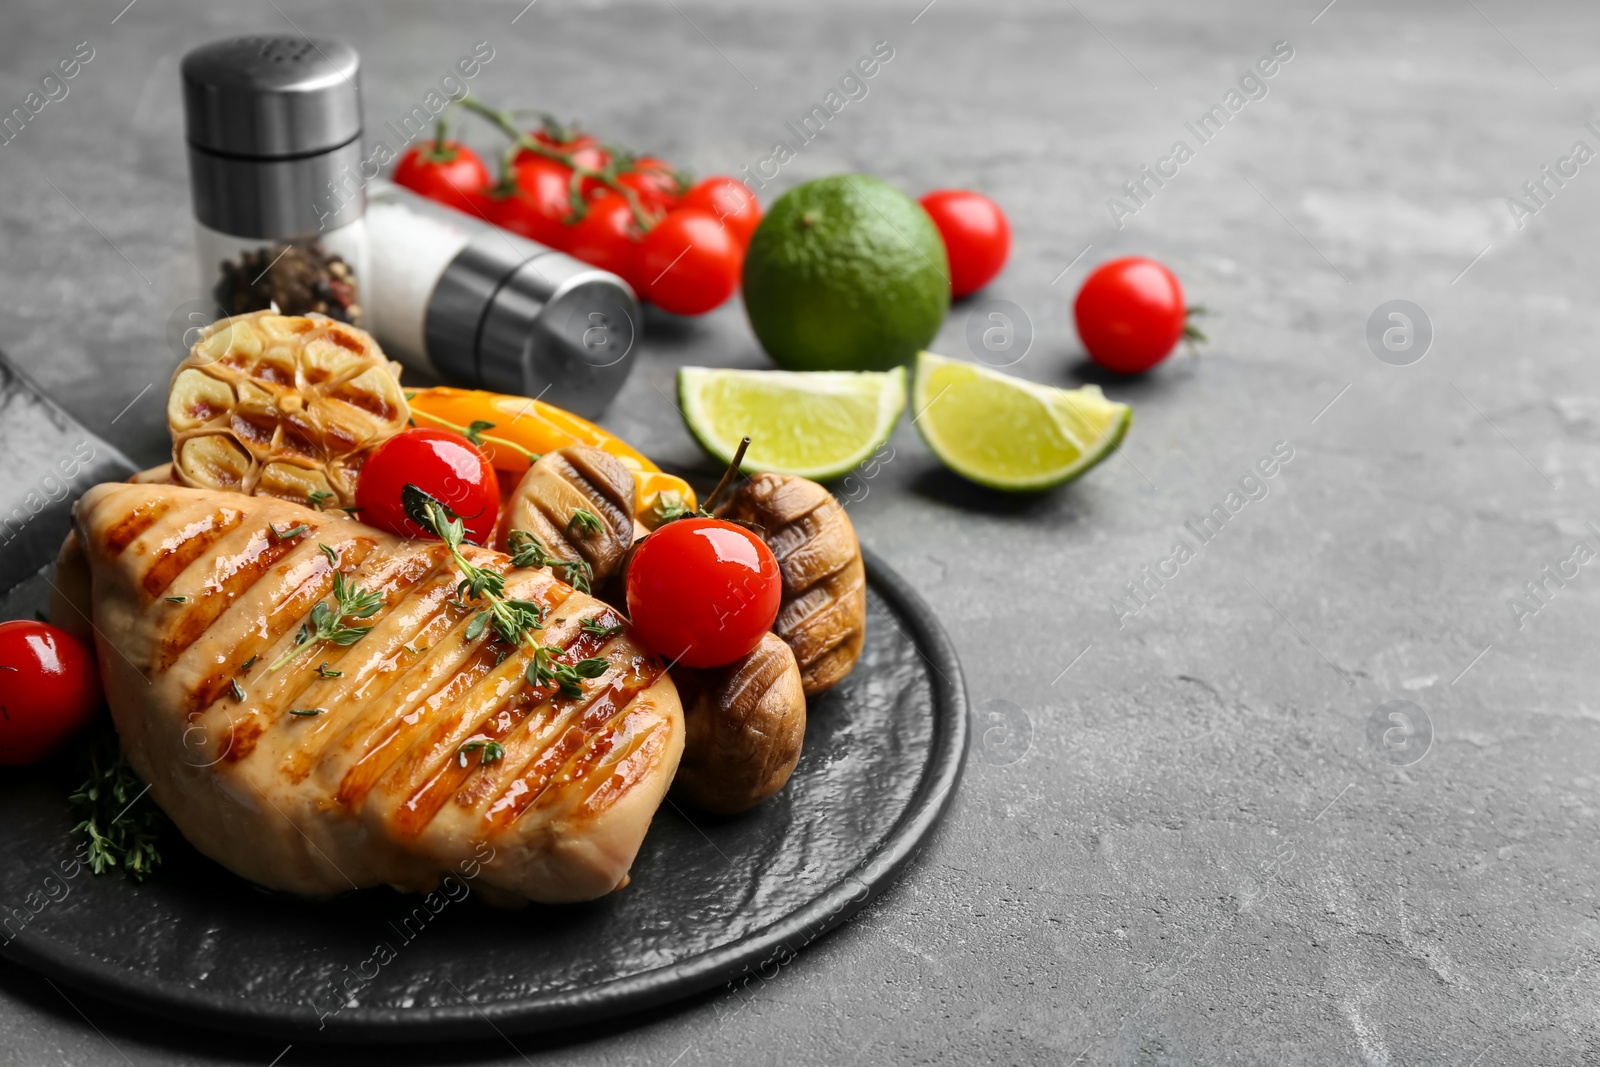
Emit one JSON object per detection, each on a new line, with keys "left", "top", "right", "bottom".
{"left": 0, "top": 548, "right": 965, "bottom": 1042}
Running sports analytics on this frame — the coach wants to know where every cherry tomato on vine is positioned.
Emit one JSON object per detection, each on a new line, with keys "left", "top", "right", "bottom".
{"left": 494, "top": 156, "right": 576, "bottom": 250}
{"left": 625, "top": 518, "right": 781, "bottom": 668}
{"left": 0, "top": 620, "right": 101, "bottom": 766}
{"left": 565, "top": 193, "right": 644, "bottom": 287}
{"left": 918, "top": 189, "right": 1010, "bottom": 299}
{"left": 1074, "top": 256, "right": 1198, "bottom": 374}
{"left": 356, "top": 428, "right": 500, "bottom": 545}
{"left": 522, "top": 132, "right": 609, "bottom": 198}
{"left": 617, "top": 157, "right": 684, "bottom": 215}
{"left": 638, "top": 209, "right": 744, "bottom": 315}
{"left": 676, "top": 177, "right": 762, "bottom": 246}
{"left": 393, "top": 140, "right": 493, "bottom": 208}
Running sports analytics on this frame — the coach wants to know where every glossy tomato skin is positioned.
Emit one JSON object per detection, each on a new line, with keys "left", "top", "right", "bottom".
{"left": 565, "top": 193, "right": 644, "bottom": 288}
{"left": 676, "top": 177, "right": 762, "bottom": 246}
{"left": 626, "top": 518, "right": 781, "bottom": 668}
{"left": 639, "top": 208, "right": 743, "bottom": 315}
{"left": 918, "top": 189, "right": 1011, "bottom": 298}
{"left": 522, "top": 137, "right": 609, "bottom": 198}
{"left": 617, "top": 157, "right": 683, "bottom": 215}
{"left": 393, "top": 141, "right": 493, "bottom": 206}
{"left": 356, "top": 428, "right": 500, "bottom": 545}
{"left": 1074, "top": 256, "right": 1188, "bottom": 374}
{"left": 495, "top": 156, "right": 576, "bottom": 250}
{"left": 0, "top": 620, "right": 101, "bottom": 765}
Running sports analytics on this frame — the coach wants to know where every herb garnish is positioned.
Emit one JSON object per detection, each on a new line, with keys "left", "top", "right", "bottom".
{"left": 567, "top": 507, "right": 602, "bottom": 539}
{"left": 464, "top": 419, "right": 495, "bottom": 446}
{"left": 580, "top": 618, "right": 625, "bottom": 639}
{"left": 404, "top": 484, "right": 608, "bottom": 701}
{"left": 267, "top": 546, "right": 383, "bottom": 672}
{"left": 70, "top": 726, "right": 165, "bottom": 882}
{"left": 229, "top": 678, "right": 245, "bottom": 702}
{"left": 315, "top": 662, "right": 342, "bottom": 678}
{"left": 457, "top": 739, "right": 505, "bottom": 767}
{"left": 308, "top": 489, "right": 335, "bottom": 510}
{"left": 289, "top": 708, "right": 324, "bottom": 717}
{"left": 164, "top": 595, "right": 186, "bottom": 604}
{"left": 240, "top": 655, "right": 257, "bottom": 674}
{"left": 269, "top": 522, "right": 310, "bottom": 540}
{"left": 506, "top": 529, "right": 593, "bottom": 594}
{"left": 648, "top": 490, "right": 694, "bottom": 527}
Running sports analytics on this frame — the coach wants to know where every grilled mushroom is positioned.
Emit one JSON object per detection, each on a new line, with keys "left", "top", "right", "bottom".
{"left": 501, "top": 445, "right": 637, "bottom": 591}
{"left": 715, "top": 473, "right": 866, "bottom": 696}
{"left": 672, "top": 631, "right": 806, "bottom": 814}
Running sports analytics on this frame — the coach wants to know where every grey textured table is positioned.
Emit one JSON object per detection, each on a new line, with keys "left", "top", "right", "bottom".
{"left": 2, "top": 0, "right": 1598, "bottom": 1063}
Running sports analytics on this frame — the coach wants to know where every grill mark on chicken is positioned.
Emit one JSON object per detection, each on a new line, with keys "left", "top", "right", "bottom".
{"left": 104, "top": 498, "right": 173, "bottom": 555}
{"left": 157, "top": 528, "right": 314, "bottom": 671}
{"left": 392, "top": 611, "right": 628, "bottom": 834}
{"left": 576, "top": 707, "right": 674, "bottom": 817}
{"left": 141, "top": 507, "right": 244, "bottom": 597}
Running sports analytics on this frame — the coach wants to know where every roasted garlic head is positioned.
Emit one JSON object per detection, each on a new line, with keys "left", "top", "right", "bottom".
{"left": 166, "top": 311, "right": 409, "bottom": 508}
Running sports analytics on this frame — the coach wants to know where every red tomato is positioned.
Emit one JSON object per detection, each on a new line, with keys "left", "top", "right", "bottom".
{"left": 494, "top": 156, "right": 576, "bottom": 250}
{"left": 564, "top": 193, "right": 644, "bottom": 287}
{"left": 521, "top": 134, "right": 609, "bottom": 198}
{"left": 0, "top": 620, "right": 101, "bottom": 765}
{"left": 356, "top": 428, "right": 500, "bottom": 545}
{"left": 918, "top": 189, "right": 1010, "bottom": 298}
{"left": 677, "top": 177, "right": 762, "bottom": 246}
{"left": 1074, "top": 256, "right": 1190, "bottom": 374}
{"left": 393, "top": 140, "right": 492, "bottom": 207}
{"left": 625, "top": 518, "right": 781, "bottom": 668}
{"left": 638, "top": 209, "right": 743, "bottom": 315}
{"left": 617, "top": 157, "right": 684, "bottom": 215}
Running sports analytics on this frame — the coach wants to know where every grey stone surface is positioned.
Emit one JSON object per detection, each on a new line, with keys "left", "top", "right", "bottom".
{"left": 2, "top": 0, "right": 1598, "bottom": 1063}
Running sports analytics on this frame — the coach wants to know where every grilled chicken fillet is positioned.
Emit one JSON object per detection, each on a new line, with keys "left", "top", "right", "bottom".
{"left": 71, "top": 482, "right": 683, "bottom": 904}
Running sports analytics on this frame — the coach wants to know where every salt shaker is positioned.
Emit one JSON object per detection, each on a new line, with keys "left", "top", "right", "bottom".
{"left": 181, "top": 36, "right": 367, "bottom": 324}
{"left": 364, "top": 180, "right": 638, "bottom": 419}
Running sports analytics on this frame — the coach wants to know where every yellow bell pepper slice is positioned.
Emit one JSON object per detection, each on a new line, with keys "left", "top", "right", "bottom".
{"left": 405, "top": 386, "right": 695, "bottom": 527}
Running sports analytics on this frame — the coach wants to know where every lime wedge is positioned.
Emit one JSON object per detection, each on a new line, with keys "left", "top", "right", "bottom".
{"left": 678, "top": 366, "right": 906, "bottom": 480}
{"left": 912, "top": 351, "right": 1131, "bottom": 491}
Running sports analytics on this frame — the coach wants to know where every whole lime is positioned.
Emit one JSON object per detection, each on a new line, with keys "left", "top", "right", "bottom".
{"left": 741, "top": 175, "right": 950, "bottom": 372}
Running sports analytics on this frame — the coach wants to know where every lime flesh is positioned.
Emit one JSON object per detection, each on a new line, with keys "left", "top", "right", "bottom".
{"left": 912, "top": 351, "right": 1131, "bottom": 491}
{"left": 678, "top": 366, "right": 906, "bottom": 481}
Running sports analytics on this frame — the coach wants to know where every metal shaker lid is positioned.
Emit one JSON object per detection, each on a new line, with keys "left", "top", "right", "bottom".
{"left": 181, "top": 36, "right": 361, "bottom": 158}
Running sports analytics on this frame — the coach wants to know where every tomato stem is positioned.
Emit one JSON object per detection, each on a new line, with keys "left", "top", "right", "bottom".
{"left": 1183, "top": 305, "right": 1211, "bottom": 345}
{"left": 457, "top": 95, "right": 657, "bottom": 232}
{"left": 703, "top": 436, "right": 751, "bottom": 515}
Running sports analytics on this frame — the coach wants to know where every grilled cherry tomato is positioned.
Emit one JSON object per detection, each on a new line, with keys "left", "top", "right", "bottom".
{"left": 393, "top": 140, "right": 493, "bottom": 207}
{"left": 496, "top": 156, "right": 576, "bottom": 250}
{"left": 0, "top": 620, "right": 101, "bottom": 765}
{"left": 918, "top": 189, "right": 1010, "bottom": 298}
{"left": 356, "top": 428, "right": 500, "bottom": 545}
{"left": 565, "top": 193, "right": 644, "bottom": 287}
{"left": 625, "top": 517, "right": 780, "bottom": 668}
{"left": 675, "top": 177, "right": 762, "bottom": 245}
{"left": 638, "top": 209, "right": 743, "bottom": 315}
{"left": 617, "top": 156, "right": 684, "bottom": 215}
{"left": 1074, "top": 256, "right": 1193, "bottom": 374}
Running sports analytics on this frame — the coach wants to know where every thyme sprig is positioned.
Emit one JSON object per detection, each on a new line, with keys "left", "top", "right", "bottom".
{"left": 267, "top": 545, "right": 383, "bottom": 672}
{"left": 69, "top": 726, "right": 165, "bottom": 882}
{"left": 405, "top": 484, "right": 610, "bottom": 701}
{"left": 506, "top": 529, "right": 593, "bottom": 593}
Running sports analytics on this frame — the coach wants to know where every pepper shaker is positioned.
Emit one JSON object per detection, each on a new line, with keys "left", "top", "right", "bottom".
{"left": 181, "top": 36, "right": 367, "bottom": 324}
{"left": 364, "top": 180, "right": 639, "bottom": 419}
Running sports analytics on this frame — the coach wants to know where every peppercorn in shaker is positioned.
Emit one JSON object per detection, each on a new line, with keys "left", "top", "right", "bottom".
{"left": 181, "top": 36, "right": 367, "bottom": 324}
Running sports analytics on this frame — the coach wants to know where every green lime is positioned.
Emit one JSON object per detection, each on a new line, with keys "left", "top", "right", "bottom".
{"left": 678, "top": 365, "right": 906, "bottom": 480}
{"left": 741, "top": 175, "right": 950, "bottom": 372}
{"left": 911, "top": 351, "right": 1131, "bottom": 491}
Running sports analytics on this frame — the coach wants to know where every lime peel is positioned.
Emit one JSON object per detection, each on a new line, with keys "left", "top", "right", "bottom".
{"left": 678, "top": 366, "right": 907, "bottom": 481}
{"left": 911, "top": 351, "right": 1131, "bottom": 491}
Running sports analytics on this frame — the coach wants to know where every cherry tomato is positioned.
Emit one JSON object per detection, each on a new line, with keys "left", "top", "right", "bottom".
{"left": 356, "top": 428, "right": 500, "bottom": 545}
{"left": 617, "top": 157, "right": 684, "bottom": 215}
{"left": 1074, "top": 256, "right": 1191, "bottom": 374}
{"left": 918, "top": 189, "right": 1010, "bottom": 298}
{"left": 0, "top": 620, "right": 101, "bottom": 765}
{"left": 521, "top": 134, "right": 609, "bottom": 198}
{"left": 565, "top": 193, "right": 644, "bottom": 288}
{"left": 676, "top": 177, "right": 762, "bottom": 246}
{"left": 638, "top": 209, "right": 743, "bottom": 315}
{"left": 494, "top": 156, "right": 576, "bottom": 250}
{"left": 625, "top": 518, "right": 781, "bottom": 668}
{"left": 393, "top": 140, "right": 493, "bottom": 207}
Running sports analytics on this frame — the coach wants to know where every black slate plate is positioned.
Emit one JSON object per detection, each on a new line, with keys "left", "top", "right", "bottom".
{"left": 0, "top": 548, "right": 965, "bottom": 1042}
